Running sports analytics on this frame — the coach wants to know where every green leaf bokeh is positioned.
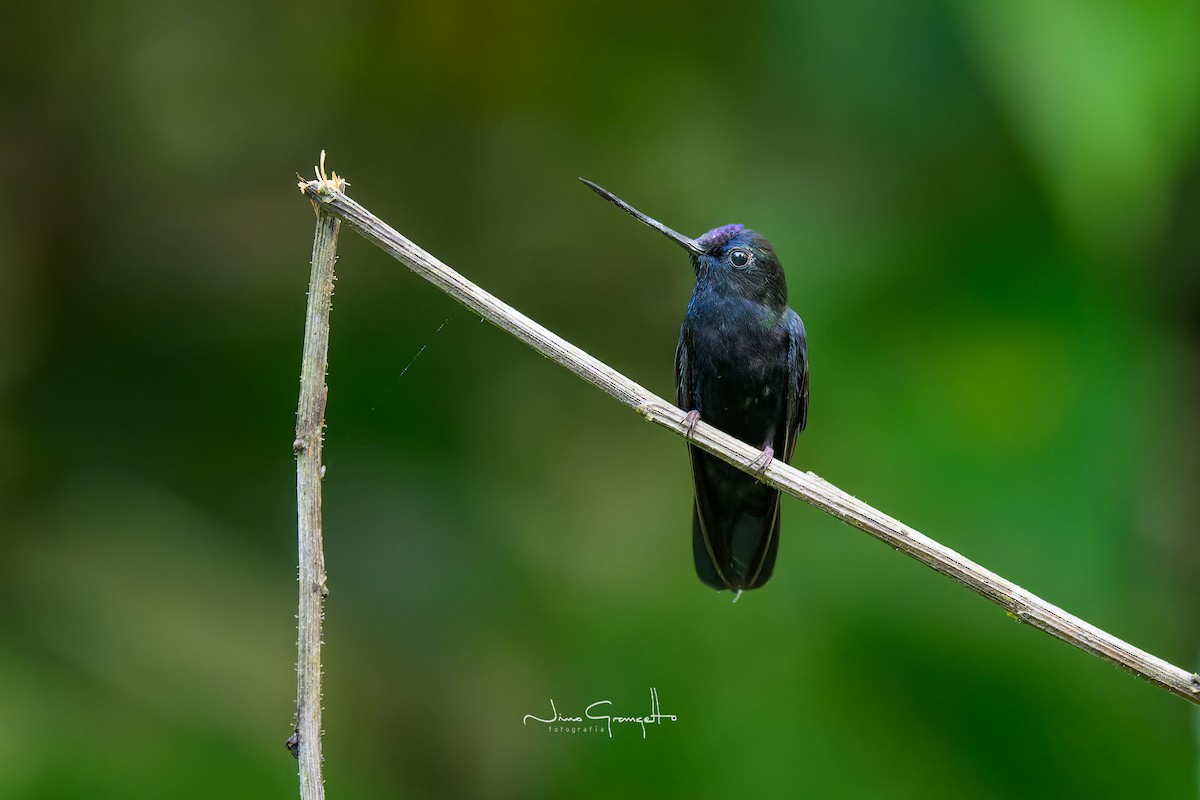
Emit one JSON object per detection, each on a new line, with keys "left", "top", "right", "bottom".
{"left": 3, "top": 1, "right": 1199, "bottom": 797}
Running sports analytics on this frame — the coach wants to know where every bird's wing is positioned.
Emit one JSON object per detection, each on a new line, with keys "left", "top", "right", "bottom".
{"left": 674, "top": 328, "right": 694, "bottom": 412}
{"left": 783, "top": 310, "right": 809, "bottom": 462}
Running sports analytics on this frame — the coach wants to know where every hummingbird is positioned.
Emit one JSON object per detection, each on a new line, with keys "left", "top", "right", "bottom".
{"left": 582, "top": 179, "right": 809, "bottom": 594}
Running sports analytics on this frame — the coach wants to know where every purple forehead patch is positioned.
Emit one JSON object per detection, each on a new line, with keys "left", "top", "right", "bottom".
{"left": 696, "top": 223, "right": 744, "bottom": 251}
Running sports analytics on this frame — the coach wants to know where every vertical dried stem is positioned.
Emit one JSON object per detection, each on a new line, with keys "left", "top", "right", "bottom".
{"left": 290, "top": 155, "right": 344, "bottom": 800}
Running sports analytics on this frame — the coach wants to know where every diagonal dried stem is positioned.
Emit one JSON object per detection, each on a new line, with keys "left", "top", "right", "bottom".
{"left": 294, "top": 161, "right": 1200, "bottom": 725}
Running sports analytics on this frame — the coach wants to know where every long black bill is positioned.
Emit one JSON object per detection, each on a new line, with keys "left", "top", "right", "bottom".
{"left": 580, "top": 179, "right": 704, "bottom": 256}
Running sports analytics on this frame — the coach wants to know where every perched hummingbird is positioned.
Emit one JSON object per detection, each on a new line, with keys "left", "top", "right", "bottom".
{"left": 582, "top": 179, "right": 809, "bottom": 594}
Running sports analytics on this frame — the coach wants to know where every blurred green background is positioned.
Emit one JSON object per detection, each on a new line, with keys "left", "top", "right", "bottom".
{"left": 3, "top": 1, "right": 1199, "bottom": 797}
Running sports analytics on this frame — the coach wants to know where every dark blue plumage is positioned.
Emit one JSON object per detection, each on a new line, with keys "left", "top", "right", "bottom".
{"left": 582, "top": 180, "right": 809, "bottom": 593}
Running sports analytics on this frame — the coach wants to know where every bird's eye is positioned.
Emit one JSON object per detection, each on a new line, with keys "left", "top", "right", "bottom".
{"left": 729, "top": 249, "right": 750, "bottom": 268}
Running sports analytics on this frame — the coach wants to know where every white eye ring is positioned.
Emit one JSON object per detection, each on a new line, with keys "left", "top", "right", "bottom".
{"left": 729, "top": 249, "right": 751, "bottom": 268}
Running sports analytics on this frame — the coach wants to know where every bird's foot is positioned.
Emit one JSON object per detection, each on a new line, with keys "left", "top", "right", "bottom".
{"left": 682, "top": 410, "right": 701, "bottom": 439}
{"left": 749, "top": 444, "right": 775, "bottom": 473}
